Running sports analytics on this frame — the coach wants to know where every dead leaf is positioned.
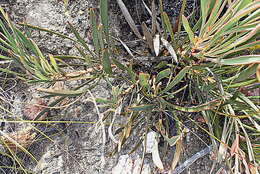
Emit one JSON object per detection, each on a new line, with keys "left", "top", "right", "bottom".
{"left": 196, "top": 116, "right": 206, "bottom": 123}
{"left": 230, "top": 134, "right": 239, "bottom": 157}
{"left": 153, "top": 34, "right": 160, "bottom": 56}
{"left": 1, "top": 127, "right": 36, "bottom": 152}
{"left": 256, "top": 64, "right": 260, "bottom": 82}
{"left": 249, "top": 163, "right": 259, "bottom": 174}
{"left": 151, "top": 133, "right": 164, "bottom": 170}
{"left": 161, "top": 38, "right": 178, "bottom": 63}
{"left": 23, "top": 98, "right": 48, "bottom": 120}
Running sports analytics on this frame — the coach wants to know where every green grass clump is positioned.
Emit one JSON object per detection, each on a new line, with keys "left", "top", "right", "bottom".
{"left": 0, "top": 0, "right": 259, "bottom": 173}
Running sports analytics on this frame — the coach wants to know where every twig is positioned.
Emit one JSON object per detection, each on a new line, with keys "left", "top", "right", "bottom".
{"left": 88, "top": 90, "right": 106, "bottom": 167}
{"left": 172, "top": 145, "right": 212, "bottom": 174}
{"left": 108, "top": 102, "right": 122, "bottom": 144}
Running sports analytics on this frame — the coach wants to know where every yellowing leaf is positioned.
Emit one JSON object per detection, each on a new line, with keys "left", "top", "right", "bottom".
{"left": 256, "top": 64, "right": 260, "bottom": 83}
{"left": 139, "top": 72, "right": 150, "bottom": 89}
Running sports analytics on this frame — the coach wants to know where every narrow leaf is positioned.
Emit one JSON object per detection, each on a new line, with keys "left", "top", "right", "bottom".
{"left": 90, "top": 8, "right": 100, "bottom": 53}
{"left": 219, "top": 55, "right": 260, "bottom": 65}
{"left": 100, "top": 0, "right": 109, "bottom": 38}
{"left": 68, "top": 22, "right": 95, "bottom": 57}
{"left": 128, "top": 104, "right": 156, "bottom": 112}
{"left": 160, "top": 66, "right": 190, "bottom": 94}
{"left": 152, "top": 138, "right": 164, "bottom": 170}
{"left": 102, "top": 48, "right": 112, "bottom": 74}
{"left": 159, "top": 97, "right": 221, "bottom": 112}
{"left": 256, "top": 64, "right": 260, "bottom": 83}
{"left": 162, "top": 12, "right": 174, "bottom": 41}
{"left": 112, "top": 58, "right": 136, "bottom": 82}
{"left": 234, "top": 64, "right": 258, "bottom": 82}
{"left": 182, "top": 15, "right": 195, "bottom": 44}
{"left": 37, "top": 88, "right": 84, "bottom": 96}
{"left": 153, "top": 34, "right": 160, "bottom": 56}
{"left": 161, "top": 38, "right": 178, "bottom": 63}
{"left": 139, "top": 72, "right": 150, "bottom": 89}
{"left": 116, "top": 0, "right": 142, "bottom": 39}
{"left": 156, "top": 68, "right": 171, "bottom": 83}
{"left": 49, "top": 54, "right": 59, "bottom": 73}
{"left": 162, "top": 134, "right": 180, "bottom": 146}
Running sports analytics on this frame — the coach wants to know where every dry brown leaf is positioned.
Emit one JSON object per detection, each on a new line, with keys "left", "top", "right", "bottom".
{"left": 170, "top": 139, "right": 182, "bottom": 171}
{"left": 1, "top": 127, "right": 36, "bottom": 152}
{"left": 249, "top": 163, "right": 259, "bottom": 174}
{"left": 23, "top": 97, "right": 48, "bottom": 120}
{"left": 230, "top": 134, "right": 239, "bottom": 157}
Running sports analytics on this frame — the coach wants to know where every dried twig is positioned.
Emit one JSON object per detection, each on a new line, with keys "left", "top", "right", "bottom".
{"left": 171, "top": 145, "right": 212, "bottom": 174}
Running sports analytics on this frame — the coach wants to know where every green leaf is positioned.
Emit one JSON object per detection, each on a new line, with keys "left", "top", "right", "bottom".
{"left": 235, "top": 64, "right": 258, "bottom": 82}
{"left": 162, "top": 134, "right": 181, "bottom": 146}
{"left": 68, "top": 22, "right": 95, "bottom": 57}
{"left": 162, "top": 12, "right": 174, "bottom": 41}
{"left": 37, "top": 88, "right": 84, "bottom": 96}
{"left": 228, "top": 79, "right": 257, "bottom": 88}
{"left": 203, "top": 0, "right": 223, "bottom": 31}
{"left": 128, "top": 104, "right": 156, "bottom": 112}
{"left": 160, "top": 66, "right": 190, "bottom": 94}
{"left": 159, "top": 97, "right": 221, "bottom": 112}
{"left": 0, "top": 68, "right": 27, "bottom": 81}
{"left": 54, "top": 55, "right": 85, "bottom": 61}
{"left": 34, "top": 70, "right": 49, "bottom": 81}
{"left": 95, "top": 98, "right": 114, "bottom": 104}
{"left": 216, "top": 2, "right": 260, "bottom": 35}
{"left": 156, "top": 68, "right": 171, "bottom": 83}
{"left": 237, "top": 0, "right": 252, "bottom": 11}
{"left": 182, "top": 15, "right": 195, "bottom": 44}
{"left": 219, "top": 55, "right": 260, "bottom": 65}
{"left": 159, "top": 0, "right": 167, "bottom": 39}
{"left": 97, "top": 24, "right": 104, "bottom": 50}
{"left": 49, "top": 54, "right": 59, "bottom": 73}
{"left": 112, "top": 58, "right": 136, "bottom": 82}
{"left": 139, "top": 72, "right": 150, "bottom": 89}
{"left": 0, "top": 55, "right": 11, "bottom": 60}
{"left": 100, "top": 0, "right": 109, "bottom": 38}
{"left": 90, "top": 8, "right": 100, "bottom": 54}
{"left": 102, "top": 48, "right": 112, "bottom": 74}
{"left": 20, "top": 23, "right": 76, "bottom": 42}
{"left": 200, "top": 0, "right": 211, "bottom": 30}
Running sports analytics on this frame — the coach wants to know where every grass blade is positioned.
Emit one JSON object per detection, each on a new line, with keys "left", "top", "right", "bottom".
{"left": 100, "top": 0, "right": 109, "bottom": 39}
{"left": 219, "top": 55, "right": 260, "bottom": 65}
{"left": 102, "top": 48, "right": 112, "bottom": 74}
{"left": 156, "top": 68, "right": 171, "bottom": 84}
{"left": 90, "top": 8, "right": 100, "bottom": 54}
{"left": 182, "top": 15, "right": 195, "bottom": 44}
{"left": 160, "top": 66, "right": 190, "bottom": 94}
